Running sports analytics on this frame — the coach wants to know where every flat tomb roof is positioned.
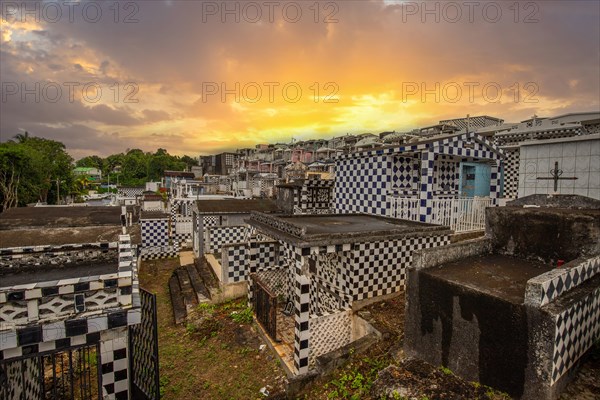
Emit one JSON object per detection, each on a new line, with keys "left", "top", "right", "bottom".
{"left": 423, "top": 254, "right": 554, "bottom": 304}
{"left": 249, "top": 213, "right": 450, "bottom": 246}
{"left": 279, "top": 215, "right": 435, "bottom": 235}
{"left": 0, "top": 260, "right": 118, "bottom": 288}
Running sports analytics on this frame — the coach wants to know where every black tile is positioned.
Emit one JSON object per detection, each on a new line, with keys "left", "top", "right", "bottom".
{"left": 22, "top": 344, "right": 39, "bottom": 356}
{"left": 42, "top": 287, "right": 59, "bottom": 296}
{"left": 74, "top": 282, "right": 90, "bottom": 292}
{"left": 104, "top": 383, "right": 114, "bottom": 394}
{"left": 65, "top": 319, "right": 88, "bottom": 337}
{"left": 101, "top": 362, "right": 114, "bottom": 374}
{"left": 114, "top": 348, "right": 127, "bottom": 360}
{"left": 114, "top": 369, "right": 128, "bottom": 381}
{"left": 115, "top": 390, "right": 128, "bottom": 400}
{"left": 7, "top": 291, "right": 25, "bottom": 301}
{"left": 17, "top": 326, "right": 42, "bottom": 345}
{"left": 104, "top": 279, "right": 118, "bottom": 288}
{"left": 86, "top": 332, "right": 100, "bottom": 344}
{"left": 55, "top": 338, "right": 71, "bottom": 349}
{"left": 108, "top": 311, "right": 127, "bottom": 328}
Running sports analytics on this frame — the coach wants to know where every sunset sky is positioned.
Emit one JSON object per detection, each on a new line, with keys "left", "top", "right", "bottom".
{"left": 1, "top": 0, "right": 599, "bottom": 158}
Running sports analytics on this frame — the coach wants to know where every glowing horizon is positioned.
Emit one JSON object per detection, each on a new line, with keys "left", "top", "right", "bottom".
{"left": 1, "top": 1, "right": 599, "bottom": 159}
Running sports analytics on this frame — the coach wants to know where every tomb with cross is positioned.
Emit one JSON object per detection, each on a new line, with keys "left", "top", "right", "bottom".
{"left": 537, "top": 161, "right": 578, "bottom": 192}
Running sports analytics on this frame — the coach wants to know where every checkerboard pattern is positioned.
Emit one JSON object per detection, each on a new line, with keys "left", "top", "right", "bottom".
{"left": 207, "top": 226, "right": 247, "bottom": 253}
{"left": 308, "top": 310, "right": 352, "bottom": 368}
{"left": 552, "top": 286, "right": 600, "bottom": 384}
{"left": 298, "top": 179, "right": 335, "bottom": 213}
{"left": 203, "top": 216, "right": 220, "bottom": 227}
{"left": 140, "top": 245, "right": 178, "bottom": 260}
{"left": 335, "top": 132, "right": 505, "bottom": 222}
{"left": 536, "top": 256, "right": 600, "bottom": 306}
{"left": 100, "top": 334, "right": 129, "bottom": 400}
{"left": 0, "top": 309, "right": 140, "bottom": 360}
{"left": 433, "top": 155, "right": 459, "bottom": 195}
{"left": 0, "top": 357, "right": 42, "bottom": 400}
{"left": 118, "top": 187, "right": 144, "bottom": 197}
{"left": 392, "top": 155, "right": 420, "bottom": 194}
{"left": 335, "top": 154, "right": 391, "bottom": 216}
{"left": 351, "top": 234, "right": 450, "bottom": 301}
{"left": 502, "top": 148, "right": 520, "bottom": 199}
{"left": 140, "top": 218, "right": 170, "bottom": 247}
{"left": 224, "top": 244, "right": 248, "bottom": 282}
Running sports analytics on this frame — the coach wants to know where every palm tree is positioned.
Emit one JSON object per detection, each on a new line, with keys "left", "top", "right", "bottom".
{"left": 13, "top": 131, "right": 30, "bottom": 143}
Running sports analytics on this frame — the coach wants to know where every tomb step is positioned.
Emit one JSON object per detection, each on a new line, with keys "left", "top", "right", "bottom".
{"left": 168, "top": 274, "right": 187, "bottom": 324}
{"left": 186, "top": 264, "right": 211, "bottom": 303}
{"left": 195, "top": 257, "right": 219, "bottom": 293}
{"left": 175, "top": 268, "right": 198, "bottom": 311}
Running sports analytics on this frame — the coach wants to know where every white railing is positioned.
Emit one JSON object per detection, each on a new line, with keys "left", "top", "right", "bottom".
{"left": 175, "top": 217, "right": 193, "bottom": 235}
{"left": 388, "top": 197, "right": 420, "bottom": 221}
{"left": 388, "top": 196, "right": 493, "bottom": 233}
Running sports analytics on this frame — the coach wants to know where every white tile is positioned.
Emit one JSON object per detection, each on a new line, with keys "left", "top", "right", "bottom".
{"left": 588, "top": 188, "right": 600, "bottom": 200}
{"left": 589, "top": 172, "right": 600, "bottom": 189}
{"left": 590, "top": 140, "right": 600, "bottom": 156}
{"left": 38, "top": 341, "right": 56, "bottom": 353}
{"left": 549, "top": 144, "right": 563, "bottom": 158}
{"left": 575, "top": 156, "right": 591, "bottom": 172}
{"left": 113, "top": 358, "right": 128, "bottom": 371}
{"left": 562, "top": 157, "right": 576, "bottom": 173}
{"left": 577, "top": 141, "right": 592, "bottom": 156}
{"left": 573, "top": 187, "right": 589, "bottom": 197}
{"left": 70, "top": 334, "right": 86, "bottom": 346}
{"left": 538, "top": 159, "right": 550, "bottom": 176}
{"left": 575, "top": 172, "right": 589, "bottom": 188}
{"left": 3, "top": 346, "right": 22, "bottom": 359}
{"left": 0, "top": 330, "right": 17, "bottom": 351}
{"left": 563, "top": 143, "right": 577, "bottom": 157}
{"left": 88, "top": 316, "right": 108, "bottom": 332}
{"left": 590, "top": 156, "right": 600, "bottom": 172}
{"left": 43, "top": 322, "right": 66, "bottom": 341}
{"left": 537, "top": 145, "right": 550, "bottom": 159}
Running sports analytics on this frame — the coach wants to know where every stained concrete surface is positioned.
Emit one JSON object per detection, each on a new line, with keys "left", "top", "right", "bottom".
{"left": 0, "top": 260, "right": 118, "bottom": 287}
{"left": 423, "top": 254, "right": 554, "bottom": 304}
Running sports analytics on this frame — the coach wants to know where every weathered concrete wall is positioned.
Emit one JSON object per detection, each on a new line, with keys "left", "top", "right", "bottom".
{"left": 404, "top": 269, "right": 531, "bottom": 398}
{"left": 486, "top": 207, "right": 600, "bottom": 262}
{"left": 276, "top": 186, "right": 296, "bottom": 214}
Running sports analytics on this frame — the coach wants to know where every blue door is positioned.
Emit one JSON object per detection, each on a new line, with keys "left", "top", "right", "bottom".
{"left": 459, "top": 162, "right": 491, "bottom": 197}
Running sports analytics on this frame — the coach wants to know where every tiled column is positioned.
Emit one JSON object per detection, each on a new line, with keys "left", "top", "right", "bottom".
{"left": 293, "top": 274, "right": 310, "bottom": 375}
{"left": 100, "top": 329, "right": 129, "bottom": 400}
{"left": 293, "top": 258, "right": 310, "bottom": 375}
{"left": 490, "top": 160, "right": 502, "bottom": 204}
{"left": 418, "top": 150, "right": 436, "bottom": 223}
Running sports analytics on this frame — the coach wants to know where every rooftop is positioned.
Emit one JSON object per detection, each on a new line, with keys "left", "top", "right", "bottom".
{"left": 0, "top": 206, "right": 123, "bottom": 230}
{"left": 423, "top": 254, "right": 553, "bottom": 304}
{"left": 0, "top": 259, "right": 117, "bottom": 288}
{"left": 0, "top": 225, "right": 140, "bottom": 247}
{"left": 248, "top": 213, "right": 450, "bottom": 247}
{"left": 194, "top": 199, "right": 280, "bottom": 214}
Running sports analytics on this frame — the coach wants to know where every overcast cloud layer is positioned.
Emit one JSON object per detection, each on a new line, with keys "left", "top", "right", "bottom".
{"left": 1, "top": 0, "right": 599, "bottom": 158}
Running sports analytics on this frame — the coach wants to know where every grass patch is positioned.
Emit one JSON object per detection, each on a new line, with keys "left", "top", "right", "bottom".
{"left": 139, "top": 258, "right": 287, "bottom": 400}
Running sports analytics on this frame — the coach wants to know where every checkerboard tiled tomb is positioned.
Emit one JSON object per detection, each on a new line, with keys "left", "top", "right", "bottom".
{"left": 140, "top": 212, "right": 178, "bottom": 260}
{"left": 404, "top": 198, "right": 600, "bottom": 400}
{"left": 334, "top": 132, "right": 504, "bottom": 223}
{"left": 0, "top": 235, "right": 143, "bottom": 400}
{"left": 248, "top": 212, "right": 452, "bottom": 375}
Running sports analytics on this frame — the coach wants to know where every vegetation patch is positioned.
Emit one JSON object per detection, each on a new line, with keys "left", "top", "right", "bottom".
{"left": 139, "top": 258, "right": 287, "bottom": 400}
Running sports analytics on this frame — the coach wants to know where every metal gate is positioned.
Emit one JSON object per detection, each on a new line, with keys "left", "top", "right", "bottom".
{"left": 252, "top": 274, "right": 278, "bottom": 340}
{"left": 129, "top": 288, "right": 160, "bottom": 400}
{"left": 0, "top": 343, "right": 100, "bottom": 400}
